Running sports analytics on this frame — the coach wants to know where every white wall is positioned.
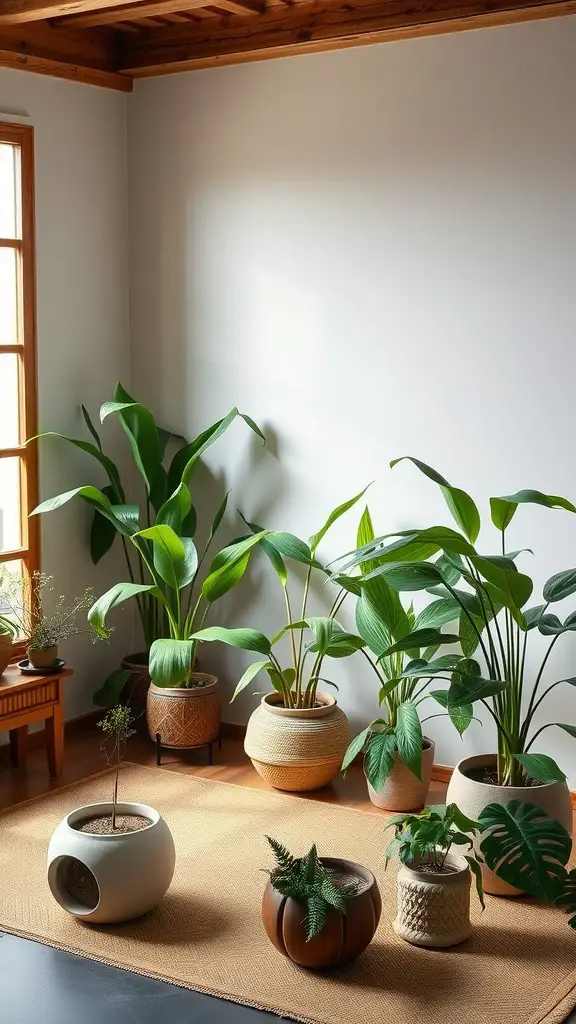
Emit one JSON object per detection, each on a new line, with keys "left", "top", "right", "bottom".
{"left": 127, "top": 17, "right": 576, "bottom": 785}
{"left": 0, "top": 69, "right": 132, "bottom": 722}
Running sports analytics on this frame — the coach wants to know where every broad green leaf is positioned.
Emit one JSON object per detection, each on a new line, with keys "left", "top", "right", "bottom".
{"left": 556, "top": 868, "right": 576, "bottom": 929}
{"left": 400, "top": 655, "right": 462, "bottom": 678}
{"left": 524, "top": 604, "right": 546, "bottom": 630}
{"left": 239, "top": 413, "right": 266, "bottom": 444}
{"left": 446, "top": 803, "right": 481, "bottom": 833}
{"left": 495, "top": 489, "right": 576, "bottom": 516}
{"left": 313, "top": 627, "right": 365, "bottom": 659}
{"left": 490, "top": 497, "right": 517, "bottom": 531}
{"left": 356, "top": 505, "right": 377, "bottom": 574}
{"left": 202, "top": 532, "right": 267, "bottom": 602}
{"left": 93, "top": 669, "right": 131, "bottom": 708}
{"left": 89, "top": 582, "right": 158, "bottom": 637}
{"left": 176, "top": 410, "right": 263, "bottom": 489}
{"left": 89, "top": 484, "right": 117, "bottom": 565}
{"left": 414, "top": 598, "right": 460, "bottom": 631}
{"left": 538, "top": 614, "right": 565, "bottom": 636}
{"left": 448, "top": 674, "right": 506, "bottom": 705}
{"left": 30, "top": 430, "right": 124, "bottom": 500}
{"left": 267, "top": 532, "right": 322, "bottom": 569}
{"left": 395, "top": 701, "right": 423, "bottom": 780}
{"left": 149, "top": 638, "right": 194, "bottom": 687}
{"left": 134, "top": 524, "right": 191, "bottom": 590}
{"left": 515, "top": 753, "right": 566, "bottom": 784}
{"left": 149, "top": 464, "right": 168, "bottom": 513}
{"left": 479, "top": 800, "right": 571, "bottom": 901}
{"left": 447, "top": 702, "right": 474, "bottom": 736}
{"left": 341, "top": 726, "right": 371, "bottom": 772}
{"left": 465, "top": 855, "right": 485, "bottom": 911}
{"left": 362, "top": 561, "right": 444, "bottom": 592}
{"left": 238, "top": 511, "right": 287, "bottom": 586}
{"left": 81, "top": 403, "right": 103, "bottom": 451}
{"left": 543, "top": 569, "right": 576, "bottom": 603}
{"left": 189, "top": 626, "right": 272, "bottom": 655}
{"left": 364, "top": 729, "right": 397, "bottom": 791}
{"left": 308, "top": 485, "right": 371, "bottom": 555}
{"left": 157, "top": 483, "right": 192, "bottom": 535}
{"left": 208, "top": 492, "right": 230, "bottom": 543}
{"left": 553, "top": 723, "right": 576, "bottom": 738}
{"left": 390, "top": 457, "right": 480, "bottom": 542}
{"left": 101, "top": 382, "right": 160, "bottom": 495}
{"left": 304, "top": 616, "right": 337, "bottom": 656}
{"left": 31, "top": 485, "right": 135, "bottom": 538}
{"left": 231, "top": 660, "right": 272, "bottom": 701}
{"left": 381, "top": 628, "right": 459, "bottom": 658}
{"left": 470, "top": 554, "right": 533, "bottom": 611}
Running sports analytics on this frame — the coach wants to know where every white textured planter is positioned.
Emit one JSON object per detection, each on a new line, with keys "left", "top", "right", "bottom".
{"left": 446, "top": 753, "right": 573, "bottom": 896}
{"left": 244, "top": 692, "right": 349, "bottom": 792}
{"left": 47, "top": 801, "right": 175, "bottom": 924}
{"left": 368, "top": 738, "right": 435, "bottom": 812}
{"left": 394, "top": 853, "right": 472, "bottom": 948}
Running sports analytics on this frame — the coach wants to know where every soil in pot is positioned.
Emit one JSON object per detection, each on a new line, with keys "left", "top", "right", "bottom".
{"left": 464, "top": 765, "right": 541, "bottom": 787}
{"left": 73, "top": 814, "right": 151, "bottom": 835}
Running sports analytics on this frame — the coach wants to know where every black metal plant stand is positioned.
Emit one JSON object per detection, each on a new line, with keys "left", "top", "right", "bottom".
{"left": 155, "top": 731, "right": 222, "bottom": 767}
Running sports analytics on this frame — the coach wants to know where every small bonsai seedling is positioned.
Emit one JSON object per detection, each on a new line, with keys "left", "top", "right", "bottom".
{"left": 98, "top": 705, "right": 136, "bottom": 830}
{"left": 265, "top": 837, "right": 360, "bottom": 940}
{"left": 385, "top": 803, "right": 485, "bottom": 909}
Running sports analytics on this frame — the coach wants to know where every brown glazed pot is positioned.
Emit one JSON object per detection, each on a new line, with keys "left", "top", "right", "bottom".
{"left": 146, "top": 673, "right": 220, "bottom": 749}
{"left": 0, "top": 633, "right": 13, "bottom": 676}
{"left": 27, "top": 645, "right": 58, "bottom": 670}
{"left": 367, "top": 738, "right": 435, "bottom": 812}
{"left": 262, "top": 858, "right": 381, "bottom": 968}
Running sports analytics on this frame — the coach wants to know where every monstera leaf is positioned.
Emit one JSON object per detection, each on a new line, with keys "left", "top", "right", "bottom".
{"left": 479, "top": 800, "right": 572, "bottom": 901}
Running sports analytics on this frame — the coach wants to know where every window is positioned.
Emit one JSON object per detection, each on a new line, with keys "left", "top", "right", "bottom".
{"left": 0, "top": 123, "right": 39, "bottom": 657}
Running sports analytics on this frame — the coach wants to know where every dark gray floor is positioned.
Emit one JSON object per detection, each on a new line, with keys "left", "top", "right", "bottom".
{"left": 0, "top": 932, "right": 283, "bottom": 1024}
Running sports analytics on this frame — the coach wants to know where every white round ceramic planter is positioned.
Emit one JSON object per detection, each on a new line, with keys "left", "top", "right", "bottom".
{"left": 446, "top": 753, "right": 573, "bottom": 896}
{"left": 47, "top": 801, "right": 175, "bottom": 924}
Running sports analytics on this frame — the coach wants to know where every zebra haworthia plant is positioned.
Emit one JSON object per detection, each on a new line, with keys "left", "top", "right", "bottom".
{"left": 335, "top": 456, "right": 576, "bottom": 788}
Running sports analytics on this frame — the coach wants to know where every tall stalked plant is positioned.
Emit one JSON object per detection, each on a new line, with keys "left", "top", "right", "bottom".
{"left": 334, "top": 458, "right": 576, "bottom": 787}
{"left": 30, "top": 383, "right": 264, "bottom": 652}
{"left": 189, "top": 490, "right": 370, "bottom": 709}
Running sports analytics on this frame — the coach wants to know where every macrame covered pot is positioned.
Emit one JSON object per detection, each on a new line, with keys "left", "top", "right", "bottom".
{"left": 244, "top": 692, "right": 349, "bottom": 792}
{"left": 394, "top": 853, "right": 472, "bottom": 948}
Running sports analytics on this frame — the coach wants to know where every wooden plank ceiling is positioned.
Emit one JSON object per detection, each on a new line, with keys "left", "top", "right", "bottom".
{"left": 0, "top": 0, "right": 573, "bottom": 90}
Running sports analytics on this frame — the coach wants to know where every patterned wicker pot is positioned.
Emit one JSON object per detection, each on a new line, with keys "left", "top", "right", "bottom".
{"left": 244, "top": 692, "right": 349, "bottom": 792}
{"left": 262, "top": 858, "right": 381, "bottom": 968}
{"left": 367, "top": 737, "right": 435, "bottom": 812}
{"left": 146, "top": 673, "right": 220, "bottom": 749}
{"left": 394, "top": 853, "right": 472, "bottom": 948}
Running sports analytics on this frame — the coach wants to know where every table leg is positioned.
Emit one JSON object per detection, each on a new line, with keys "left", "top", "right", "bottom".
{"left": 9, "top": 726, "right": 28, "bottom": 767}
{"left": 46, "top": 699, "right": 64, "bottom": 776}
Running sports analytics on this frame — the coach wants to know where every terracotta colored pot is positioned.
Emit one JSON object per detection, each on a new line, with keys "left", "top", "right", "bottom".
{"left": 262, "top": 858, "right": 381, "bottom": 968}
{"left": 446, "top": 753, "right": 573, "bottom": 896}
{"left": 394, "top": 852, "right": 472, "bottom": 948}
{"left": 368, "top": 737, "right": 435, "bottom": 812}
{"left": 244, "top": 692, "right": 349, "bottom": 792}
{"left": 0, "top": 634, "right": 13, "bottom": 676}
{"left": 27, "top": 645, "right": 58, "bottom": 670}
{"left": 146, "top": 673, "right": 220, "bottom": 749}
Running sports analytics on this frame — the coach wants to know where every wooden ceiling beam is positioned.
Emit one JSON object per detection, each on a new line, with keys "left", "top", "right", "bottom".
{"left": 0, "top": 0, "right": 164, "bottom": 26}
{"left": 0, "top": 20, "right": 132, "bottom": 88}
{"left": 119, "top": 0, "right": 576, "bottom": 75}
{"left": 58, "top": 0, "right": 264, "bottom": 30}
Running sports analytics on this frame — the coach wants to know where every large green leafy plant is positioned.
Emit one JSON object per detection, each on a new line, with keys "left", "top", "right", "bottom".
{"left": 335, "top": 458, "right": 576, "bottom": 787}
{"left": 190, "top": 490, "right": 369, "bottom": 709}
{"left": 31, "top": 383, "right": 263, "bottom": 652}
{"left": 341, "top": 506, "right": 462, "bottom": 790}
{"left": 265, "top": 838, "right": 359, "bottom": 940}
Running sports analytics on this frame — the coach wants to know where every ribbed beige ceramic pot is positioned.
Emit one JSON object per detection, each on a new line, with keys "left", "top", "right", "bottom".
{"left": 368, "top": 738, "right": 435, "bottom": 812}
{"left": 146, "top": 673, "right": 220, "bottom": 749}
{"left": 394, "top": 852, "right": 472, "bottom": 948}
{"left": 244, "top": 692, "right": 349, "bottom": 792}
{"left": 446, "top": 753, "right": 573, "bottom": 896}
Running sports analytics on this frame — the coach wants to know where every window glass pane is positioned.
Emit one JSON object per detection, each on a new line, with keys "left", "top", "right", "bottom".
{"left": 0, "top": 457, "right": 21, "bottom": 552}
{"left": 0, "top": 558, "right": 24, "bottom": 636}
{"left": 0, "top": 353, "right": 20, "bottom": 447}
{"left": 0, "top": 144, "right": 17, "bottom": 239}
{"left": 0, "top": 247, "right": 18, "bottom": 345}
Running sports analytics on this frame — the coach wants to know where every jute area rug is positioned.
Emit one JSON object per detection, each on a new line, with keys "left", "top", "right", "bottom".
{"left": 0, "top": 764, "right": 574, "bottom": 1024}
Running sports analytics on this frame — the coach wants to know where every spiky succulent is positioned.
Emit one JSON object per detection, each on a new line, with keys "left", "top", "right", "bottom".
{"left": 265, "top": 837, "right": 359, "bottom": 941}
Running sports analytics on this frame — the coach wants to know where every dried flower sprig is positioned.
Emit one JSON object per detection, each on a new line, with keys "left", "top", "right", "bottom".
{"left": 0, "top": 570, "right": 104, "bottom": 651}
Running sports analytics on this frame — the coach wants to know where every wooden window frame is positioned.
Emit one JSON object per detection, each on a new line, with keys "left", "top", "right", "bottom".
{"left": 0, "top": 122, "right": 40, "bottom": 660}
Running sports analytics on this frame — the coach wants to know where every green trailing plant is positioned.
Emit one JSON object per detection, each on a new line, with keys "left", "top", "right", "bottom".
{"left": 98, "top": 704, "right": 136, "bottom": 830}
{"left": 385, "top": 803, "right": 485, "bottom": 908}
{"left": 189, "top": 490, "right": 370, "bottom": 709}
{"left": 0, "top": 569, "right": 97, "bottom": 651}
{"left": 265, "top": 837, "right": 360, "bottom": 940}
{"left": 30, "top": 382, "right": 264, "bottom": 653}
{"left": 334, "top": 457, "right": 576, "bottom": 788}
{"left": 342, "top": 505, "right": 463, "bottom": 789}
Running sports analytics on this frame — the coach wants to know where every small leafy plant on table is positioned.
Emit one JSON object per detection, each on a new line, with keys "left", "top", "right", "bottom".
{"left": 261, "top": 837, "right": 381, "bottom": 968}
{"left": 386, "top": 803, "right": 485, "bottom": 948}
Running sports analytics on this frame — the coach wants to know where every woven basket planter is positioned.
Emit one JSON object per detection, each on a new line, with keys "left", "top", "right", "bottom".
{"left": 367, "top": 738, "right": 435, "bottom": 812}
{"left": 244, "top": 692, "right": 349, "bottom": 792}
{"left": 394, "top": 853, "right": 472, "bottom": 948}
{"left": 146, "top": 673, "right": 220, "bottom": 749}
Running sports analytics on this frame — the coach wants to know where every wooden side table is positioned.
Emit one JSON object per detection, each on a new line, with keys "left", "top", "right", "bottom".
{"left": 0, "top": 665, "right": 72, "bottom": 777}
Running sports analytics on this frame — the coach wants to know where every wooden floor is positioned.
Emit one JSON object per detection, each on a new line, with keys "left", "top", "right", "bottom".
{"left": 0, "top": 716, "right": 448, "bottom": 814}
